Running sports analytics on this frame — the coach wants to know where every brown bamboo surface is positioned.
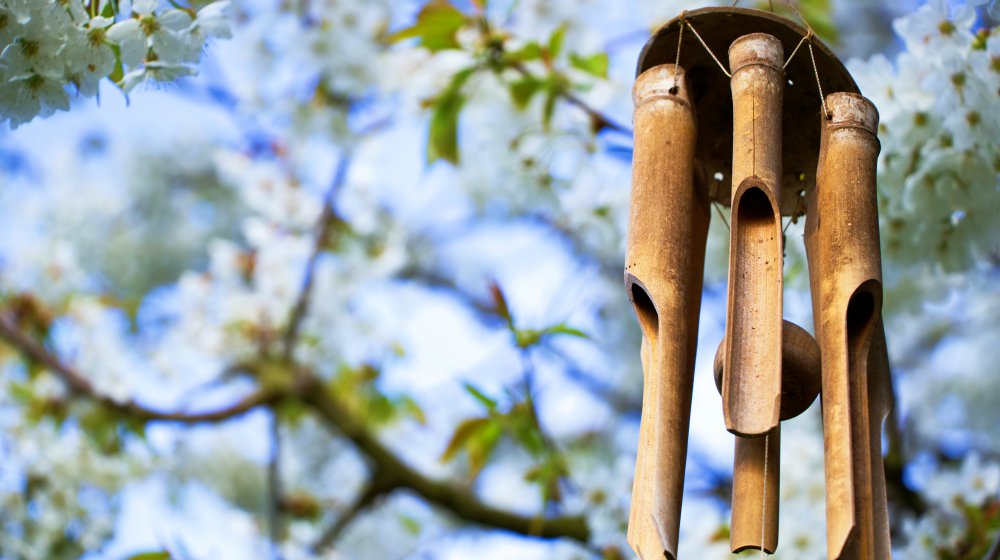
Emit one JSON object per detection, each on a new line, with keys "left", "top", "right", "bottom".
{"left": 723, "top": 33, "right": 784, "bottom": 439}
{"left": 712, "top": 320, "right": 820, "bottom": 553}
{"left": 713, "top": 319, "right": 821, "bottom": 421}
{"left": 625, "top": 64, "right": 710, "bottom": 560}
{"left": 804, "top": 92, "right": 891, "bottom": 560}
{"left": 636, "top": 7, "right": 859, "bottom": 215}
{"left": 732, "top": 428, "right": 780, "bottom": 553}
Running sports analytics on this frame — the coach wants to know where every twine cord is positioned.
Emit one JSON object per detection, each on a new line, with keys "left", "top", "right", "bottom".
{"left": 685, "top": 18, "right": 732, "bottom": 78}
{"left": 761, "top": 432, "right": 770, "bottom": 558}
{"left": 673, "top": 17, "right": 685, "bottom": 92}
{"left": 807, "top": 40, "right": 830, "bottom": 119}
{"left": 783, "top": 30, "right": 809, "bottom": 69}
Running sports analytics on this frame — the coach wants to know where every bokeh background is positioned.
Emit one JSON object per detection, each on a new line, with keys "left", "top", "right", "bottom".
{"left": 0, "top": 0, "right": 998, "bottom": 558}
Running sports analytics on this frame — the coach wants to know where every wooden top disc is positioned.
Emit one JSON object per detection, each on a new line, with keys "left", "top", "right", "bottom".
{"left": 636, "top": 7, "right": 859, "bottom": 217}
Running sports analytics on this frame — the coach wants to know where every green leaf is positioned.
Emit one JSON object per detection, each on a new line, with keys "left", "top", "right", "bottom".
{"left": 427, "top": 68, "right": 475, "bottom": 164}
{"left": 541, "top": 83, "right": 559, "bottom": 128}
{"left": 441, "top": 417, "right": 490, "bottom": 462}
{"left": 398, "top": 514, "right": 422, "bottom": 535}
{"left": 9, "top": 382, "right": 34, "bottom": 404}
{"left": 516, "top": 323, "right": 588, "bottom": 348}
{"left": 799, "top": 0, "right": 838, "bottom": 44}
{"left": 465, "top": 419, "right": 502, "bottom": 477}
{"left": 505, "top": 41, "right": 542, "bottom": 62}
{"left": 569, "top": 52, "right": 609, "bottom": 78}
{"left": 389, "top": 1, "right": 467, "bottom": 52}
{"left": 514, "top": 328, "right": 541, "bottom": 348}
{"left": 542, "top": 323, "right": 589, "bottom": 339}
{"left": 100, "top": 0, "right": 118, "bottom": 19}
{"left": 127, "top": 552, "right": 171, "bottom": 560}
{"left": 508, "top": 76, "right": 544, "bottom": 110}
{"left": 523, "top": 453, "right": 568, "bottom": 505}
{"left": 771, "top": 0, "right": 838, "bottom": 44}
{"left": 507, "top": 42, "right": 543, "bottom": 62}
{"left": 463, "top": 382, "right": 498, "bottom": 411}
{"left": 506, "top": 402, "right": 545, "bottom": 456}
{"left": 547, "top": 24, "right": 567, "bottom": 59}
{"left": 108, "top": 44, "right": 124, "bottom": 86}
{"left": 441, "top": 415, "right": 503, "bottom": 477}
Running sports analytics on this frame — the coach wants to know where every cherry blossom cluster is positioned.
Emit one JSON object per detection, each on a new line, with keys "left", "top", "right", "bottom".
{"left": 0, "top": 0, "right": 230, "bottom": 127}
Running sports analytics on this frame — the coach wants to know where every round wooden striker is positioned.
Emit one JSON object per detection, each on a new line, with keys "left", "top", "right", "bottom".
{"left": 636, "top": 8, "right": 859, "bottom": 217}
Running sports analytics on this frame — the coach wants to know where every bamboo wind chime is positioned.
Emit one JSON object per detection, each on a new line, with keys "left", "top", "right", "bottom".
{"left": 624, "top": 7, "right": 893, "bottom": 559}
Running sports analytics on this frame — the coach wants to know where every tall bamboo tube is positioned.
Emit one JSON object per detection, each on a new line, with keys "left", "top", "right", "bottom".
{"left": 625, "top": 63, "right": 710, "bottom": 560}
{"left": 722, "top": 33, "right": 785, "bottom": 555}
{"left": 804, "top": 92, "right": 891, "bottom": 559}
{"left": 724, "top": 33, "right": 785, "bottom": 438}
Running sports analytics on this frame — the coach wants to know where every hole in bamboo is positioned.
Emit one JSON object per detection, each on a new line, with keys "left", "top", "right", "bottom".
{"left": 847, "top": 289, "right": 876, "bottom": 338}
{"left": 631, "top": 282, "right": 659, "bottom": 342}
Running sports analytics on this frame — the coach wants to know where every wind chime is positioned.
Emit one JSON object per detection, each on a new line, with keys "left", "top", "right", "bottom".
{"left": 624, "top": 7, "right": 892, "bottom": 559}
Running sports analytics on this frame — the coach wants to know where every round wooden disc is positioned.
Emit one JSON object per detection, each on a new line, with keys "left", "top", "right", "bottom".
{"left": 636, "top": 8, "right": 859, "bottom": 217}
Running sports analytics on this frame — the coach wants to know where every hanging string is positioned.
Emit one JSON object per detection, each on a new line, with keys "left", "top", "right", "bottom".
{"left": 761, "top": 432, "right": 770, "bottom": 558}
{"left": 713, "top": 202, "right": 731, "bottom": 232}
{"left": 672, "top": 18, "right": 685, "bottom": 92}
{"left": 684, "top": 17, "right": 732, "bottom": 78}
{"left": 783, "top": 30, "right": 809, "bottom": 69}
{"left": 807, "top": 41, "right": 831, "bottom": 119}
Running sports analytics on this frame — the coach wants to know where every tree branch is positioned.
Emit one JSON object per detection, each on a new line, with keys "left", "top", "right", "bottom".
{"left": 0, "top": 311, "right": 276, "bottom": 425}
{"left": 298, "top": 375, "right": 590, "bottom": 543}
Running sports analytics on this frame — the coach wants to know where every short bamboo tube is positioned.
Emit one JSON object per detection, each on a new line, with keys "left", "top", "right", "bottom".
{"left": 625, "top": 64, "right": 710, "bottom": 560}
{"left": 713, "top": 320, "right": 822, "bottom": 553}
{"left": 804, "top": 92, "right": 891, "bottom": 560}
{"left": 723, "top": 33, "right": 785, "bottom": 438}
{"left": 713, "top": 321, "right": 821, "bottom": 554}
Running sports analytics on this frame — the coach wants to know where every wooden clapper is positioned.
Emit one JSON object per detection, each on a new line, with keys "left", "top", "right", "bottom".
{"left": 624, "top": 7, "right": 893, "bottom": 559}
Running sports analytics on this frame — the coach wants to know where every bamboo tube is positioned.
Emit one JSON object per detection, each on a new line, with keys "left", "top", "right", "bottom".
{"left": 723, "top": 33, "right": 785, "bottom": 438}
{"left": 713, "top": 320, "right": 820, "bottom": 553}
{"left": 804, "top": 92, "right": 891, "bottom": 559}
{"left": 625, "top": 63, "right": 710, "bottom": 560}
{"left": 732, "top": 427, "right": 780, "bottom": 553}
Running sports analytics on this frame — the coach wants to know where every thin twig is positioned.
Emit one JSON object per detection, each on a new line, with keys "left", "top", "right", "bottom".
{"left": 507, "top": 61, "right": 631, "bottom": 135}
{"left": 283, "top": 151, "right": 353, "bottom": 359}
{"left": 312, "top": 482, "right": 389, "bottom": 552}
{"left": 0, "top": 312, "right": 276, "bottom": 424}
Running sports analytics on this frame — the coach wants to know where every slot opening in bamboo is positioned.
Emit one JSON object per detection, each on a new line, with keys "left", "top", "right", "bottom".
{"left": 726, "top": 180, "right": 783, "bottom": 437}
{"left": 629, "top": 281, "right": 660, "bottom": 342}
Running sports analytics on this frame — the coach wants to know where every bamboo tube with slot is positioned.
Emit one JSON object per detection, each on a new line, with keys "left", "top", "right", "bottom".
{"left": 723, "top": 33, "right": 785, "bottom": 438}
{"left": 804, "top": 92, "right": 891, "bottom": 559}
{"left": 722, "top": 32, "right": 785, "bottom": 555}
{"left": 625, "top": 64, "right": 710, "bottom": 560}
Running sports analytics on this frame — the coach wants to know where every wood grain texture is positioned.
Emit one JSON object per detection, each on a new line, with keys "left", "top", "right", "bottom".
{"left": 804, "top": 92, "right": 891, "bottom": 560}
{"left": 625, "top": 64, "right": 711, "bottom": 560}
{"left": 723, "top": 33, "right": 785, "bottom": 439}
